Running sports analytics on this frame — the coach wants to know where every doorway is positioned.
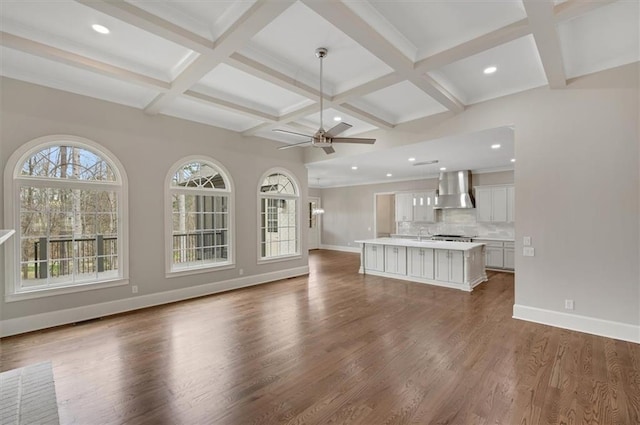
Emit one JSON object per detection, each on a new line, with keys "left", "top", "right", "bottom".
{"left": 308, "top": 197, "right": 321, "bottom": 250}
{"left": 374, "top": 193, "right": 395, "bottom": 238}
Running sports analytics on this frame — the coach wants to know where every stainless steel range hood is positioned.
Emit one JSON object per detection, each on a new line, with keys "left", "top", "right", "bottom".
{"left": 434, "top": 170, "right": 475, "bottom": 209}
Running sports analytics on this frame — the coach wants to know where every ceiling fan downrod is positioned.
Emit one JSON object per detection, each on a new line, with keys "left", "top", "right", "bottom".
{"left": 316, "top": 47, "right": 327, "bottom": 133}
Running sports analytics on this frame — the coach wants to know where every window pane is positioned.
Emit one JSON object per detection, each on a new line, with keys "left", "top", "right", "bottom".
{"left": 171, "top": 162, "right": 227, "bottom": 190}
{"left": 20, "top": 146, "right": 116, "bottom": 181}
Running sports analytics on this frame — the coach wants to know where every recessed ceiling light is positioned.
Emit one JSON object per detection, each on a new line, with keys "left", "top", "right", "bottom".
{"left": 92, "top": 24, "right": 110, "bottom": 34}
{"left": 440, "top": 167, "right": 447, "bottom": 171}
{"left": 386, "top": 173, "right": 392, "bottom": 177}
{"left": 511, "top": 158, "right": 516, "bottom": 163}
{"left": 484, "top": 66, "right": 497, "bottom": 75}
{"left": 351, "top": 166, "right": 358, "bottom": 170}
{"left": 491, "top": 144, "right": 501, "bottom": 149}
{"left": 333, "top": 116, "right": 342, "bottom": 122}
{"left": 408, "top": 157, "right": 416, "bottom": 162}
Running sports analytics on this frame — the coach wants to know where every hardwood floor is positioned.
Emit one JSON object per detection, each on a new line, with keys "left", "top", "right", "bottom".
{"left": 1, "top": 250, "right": 639, "bottom": 425}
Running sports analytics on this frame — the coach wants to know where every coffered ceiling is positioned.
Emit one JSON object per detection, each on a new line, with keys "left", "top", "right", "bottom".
{"left": 1, "top": 0, "right": 638, "bottom": 174}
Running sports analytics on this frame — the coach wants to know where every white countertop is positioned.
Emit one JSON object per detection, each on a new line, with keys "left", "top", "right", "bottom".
{"left": 0, "top": 229, "right": 16, "bottom": 246}
{"left": 355, "top": 237, "right": 485, "bottom": 251}
{"left": 392, "top": 234, "right": 514, "bottom": 242}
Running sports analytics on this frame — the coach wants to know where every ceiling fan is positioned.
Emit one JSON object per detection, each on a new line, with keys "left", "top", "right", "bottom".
{"left": 275, "top": 48, "right": 376, "bottom": 154}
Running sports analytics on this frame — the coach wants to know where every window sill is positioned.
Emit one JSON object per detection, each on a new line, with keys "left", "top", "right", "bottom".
{"left": 5, "top": 277, "right": 129, "bottom": 302}
{"left": 257, "top": 254, "right": 302, "bottom": 265}
{"left": 166, "top": 263, "right": 235, "bottom": 279}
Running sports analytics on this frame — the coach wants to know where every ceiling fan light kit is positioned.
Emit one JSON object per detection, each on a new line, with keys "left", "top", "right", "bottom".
{"left": 275, "top": 48, "right": 376, "bottom": 154}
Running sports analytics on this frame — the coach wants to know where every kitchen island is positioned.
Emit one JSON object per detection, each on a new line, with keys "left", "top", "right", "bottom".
{"left": 354, "top": 237, "right": 487, "bottom": 292}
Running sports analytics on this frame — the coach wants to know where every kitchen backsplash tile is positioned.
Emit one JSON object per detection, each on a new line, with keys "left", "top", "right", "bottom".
{"left": 397, "top": 209, "right": 514, "bottom": 239}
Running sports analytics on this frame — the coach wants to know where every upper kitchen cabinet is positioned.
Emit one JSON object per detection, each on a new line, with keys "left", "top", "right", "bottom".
{"left": 413, "top": 191, "right": 436, "bottom": 223}
{"left": 475, "top": 185, "right": 514, "bottom": 223}
{"left": 395, "top": 193, "right": 414, "bottom": 222}
{"left": 395, "top": 191, "right": 437, "bottom": 223}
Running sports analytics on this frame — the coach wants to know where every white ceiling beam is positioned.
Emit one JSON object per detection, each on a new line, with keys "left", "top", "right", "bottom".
{"left": 76, "top": 0, "right": 213, "bottom": 53}
{"left": 183, "top": 90, "right": 279, "bottom": 122}
{"left": 227, "top": 52, "right": 321, "bottom": 100}
{"left": 301, "top": 0, "right": 464, "bottom": 113}
{"left": 0, "top": 32, "right": 170, "bottom": 91}
{"left": 0, "top": 32, "right": 294, "bottom": 124}
{"left": 523, "top": 0, "right": 567, "bottom": 88}
{"left": 144, "top": 0, "right": 294, "bottom": 114}
{"left": 414, "top": 19, "right": 530, "bottom": 72}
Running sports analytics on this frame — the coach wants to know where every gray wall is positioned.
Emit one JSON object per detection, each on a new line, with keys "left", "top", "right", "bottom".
{"left": 317, "top": 171, "right": 514, "bottom": 246}
{"left": 312, "top": 63, "right": 639, "bottom": 330}
{"left": 0, "top": 78, "right": 309, "bottom": 321}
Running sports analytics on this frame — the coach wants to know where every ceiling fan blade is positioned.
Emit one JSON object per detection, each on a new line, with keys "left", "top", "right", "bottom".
{"left": 273, "top": 129, "right": 314, "bottom": 138}
{"left": 325, "top": 122, "right": 352, "bottom": 138}
{"left": 278, "top": 141, "right": 313, "bottom": 150}
{"left": 322, "top": 146, "right": 335, "bottom": 154}
{"left": 330, "top": 137, "right": 376, "bottom": 145}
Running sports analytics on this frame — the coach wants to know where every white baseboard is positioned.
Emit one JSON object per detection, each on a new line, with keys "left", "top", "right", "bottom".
{"left": 0, "top": 266, "right": 309, "bottom": 338}
{"left": 319, "top": 244, "right": 360, "bottom": 254}
{"left": 513, "top": 304, "right": 640, "bottom": 344}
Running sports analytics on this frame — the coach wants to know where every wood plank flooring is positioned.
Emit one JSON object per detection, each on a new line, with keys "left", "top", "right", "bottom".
{"left": 1, "top": 250, "right": 639, "bottom": 425}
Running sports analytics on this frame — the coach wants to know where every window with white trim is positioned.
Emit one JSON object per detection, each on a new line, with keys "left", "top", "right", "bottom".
{"left": 168, "top": 159, "right": 233, "bottom": 273}
{"left": 6, "top": 138, "right": 127, "bottom": 297}
{"left": 259, "top": 171, "right": 299, "bottom": 260}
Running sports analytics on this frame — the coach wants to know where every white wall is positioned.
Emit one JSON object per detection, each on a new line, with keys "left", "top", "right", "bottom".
{"left": 0, "top": 78, "right": 309, "bottom": 332}
{"left": 310, "top": 63, "right": 640, "bottom": 341}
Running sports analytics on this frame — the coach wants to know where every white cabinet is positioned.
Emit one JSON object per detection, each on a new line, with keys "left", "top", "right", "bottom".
{"left": 364, "top": 244, "right": 384, "bottom": 272}
{"left": 475, "top": 185, "right": 513, "bottom": 223}
{"left": 507, "top": 186, "right": 515, "bottom": 223}
{"left": 473, "top": 239, "right": 514, "bottom": 271}
{"left": 413, "top": 191, "right": 436, "bottom": 223}
{"left": 384, "top": 245, "right": 407, "bottom": 275}
{"left": 486, "top": 247, "right": 504, "bottom": 268}
{"left": 395, "top": 193, "right": 413, "bottom": 222}
{"left": 435, "top": 250, "right": 464, "bottom": 284}
{"left": 408, "top": 247, "right": 434, "bottom": 279}
{"left": 503, "top": 241, "right": 515, "bottom": 269}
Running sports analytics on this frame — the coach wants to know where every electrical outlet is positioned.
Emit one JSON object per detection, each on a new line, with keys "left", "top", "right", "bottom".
{"left": 565, "top": 299, "right": 574, "bottom": 310}
{"left": 239, "top": 268, "right": 244, "bottom": 276}
{"left": 523, "top": 236, "right": 532, "bottom": 246}
{"left": 523, "top": 247, "right": 535, "bottom": 257}
{"left": 367, "top": 227, "right": 371, "bottom": 231}
{"left": 131, "top": 285, "right": 138, "bottom": 294}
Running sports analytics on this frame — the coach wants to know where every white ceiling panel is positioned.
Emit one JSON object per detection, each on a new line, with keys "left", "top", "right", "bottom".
{"left": 307, "top": 127, "right": 515, "bottom": 188}
{"left": 162, "top": 96, "right": 263, "bottom": 132}
{"left": 558, "top": 0, "right": 640, "bottom": 79}
{"left": 0, "top": 1, "right": 195, "bottom": 81}
{"left": 349, "top": 81, "right": 448, "bottom": 125}
{"left": 239, "top": 1, "right": 393, "bottom": 95}
{"left": 0, "top": 47, "right": 159, "bottom": 109}
{"left": 193, "top": 63, "right": 314, "bottom": 116}
{"left": 428, "top": 35, "right": 548, "bottom": 105}
{"left": 368, "top": 0, "right": 527, "bottom": 60}
{"left": 127, "top": 0, "right": 256, "bottom": 42}
{"left": 298, "top": 108, "right": 378, "bottom": 137}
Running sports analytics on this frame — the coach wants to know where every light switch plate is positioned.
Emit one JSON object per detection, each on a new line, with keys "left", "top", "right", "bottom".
{"left": 523, "top": 236, "right": 532, "bottom": 246}
{"left": 523, "top": 247, "right": 535, "bottom": 257}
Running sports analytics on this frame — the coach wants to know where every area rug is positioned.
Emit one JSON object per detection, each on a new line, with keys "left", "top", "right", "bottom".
{"left": 1, "top": 361, "right": 60, "bottom": 425}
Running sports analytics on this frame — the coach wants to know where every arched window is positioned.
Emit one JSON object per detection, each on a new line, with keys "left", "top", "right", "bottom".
{"left": 4, "top": 136, "right": 128, "bottom": 299}
{"left": 258, "top": 170, "right": 299, "bottom": 261}
{"left": 166, "top": 157, "right": 234, "bottom": 274}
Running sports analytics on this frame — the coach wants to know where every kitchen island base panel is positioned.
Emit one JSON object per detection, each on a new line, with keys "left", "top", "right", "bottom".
{"left": 357, "top": 268, "right": 487, "bottom": 292}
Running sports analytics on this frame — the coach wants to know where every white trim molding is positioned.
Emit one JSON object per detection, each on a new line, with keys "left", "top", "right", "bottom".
{"left": 319, "top": 244, "right": 361, "bottom": 254}
{"left": 0, "top": 265, "right": 309, "bottom": 338}
{"left": 513, "top": 304, "right": 640, "bottom": 344}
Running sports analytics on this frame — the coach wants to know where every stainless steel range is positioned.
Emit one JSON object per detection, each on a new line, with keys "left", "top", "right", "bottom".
{"left": 431, "top": 234, "right": 474, "bottom": 242}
